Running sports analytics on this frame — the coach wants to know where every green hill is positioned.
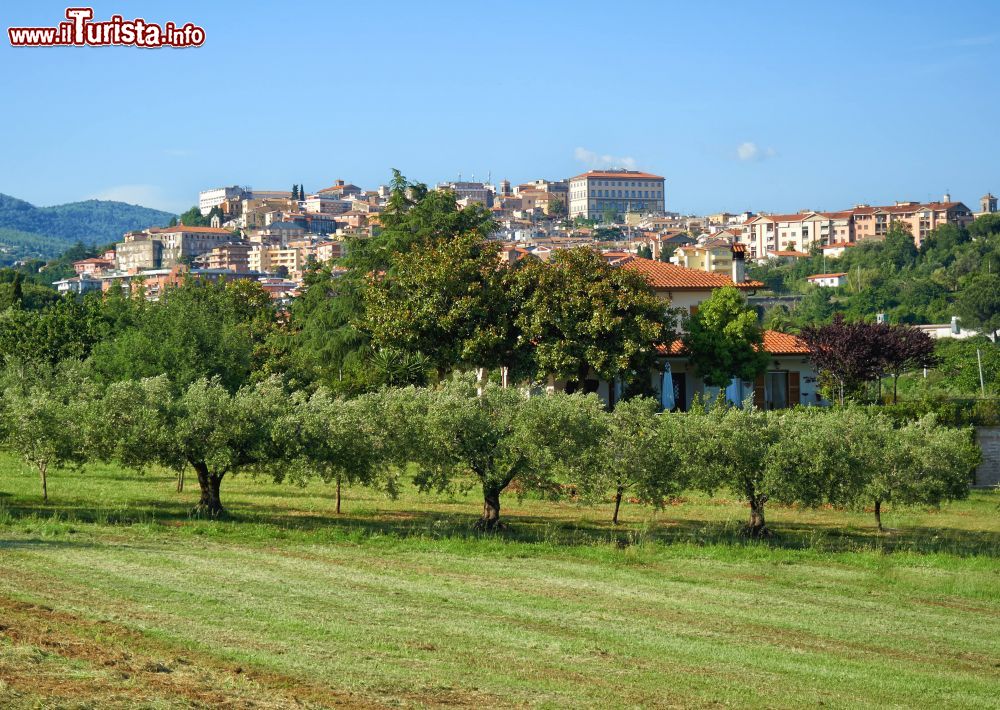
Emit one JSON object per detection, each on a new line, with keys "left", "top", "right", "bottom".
{"left": 0, "top": 193, "right": 175, "bottom": 264}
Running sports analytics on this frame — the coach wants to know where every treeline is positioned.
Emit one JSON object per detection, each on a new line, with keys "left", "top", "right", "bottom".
{"left": 755, "top": 215, "right": 1000, "bottom": 331}
{"left": 0, "top": 173, "right": 981, "bottom": 536}
{"left": 0, "top": 368, "right": 979, "bottom": 535}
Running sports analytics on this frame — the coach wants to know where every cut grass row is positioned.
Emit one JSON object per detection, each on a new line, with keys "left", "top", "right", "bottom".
{"left": 0, "top": 458, "right": 998, "bottom": 708}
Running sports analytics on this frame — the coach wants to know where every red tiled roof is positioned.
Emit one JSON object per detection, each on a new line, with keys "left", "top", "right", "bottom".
{"left": 569, "top": 169, "right": 664, "bottom": 181}
{"left": 149, "top": 226, "right": 232, "bottom": 235}
{"left": 822, "top": 241, "right": 856, "bottom": 249}
{"left": 657, "top": 330, "right": 811, "bottom": 356}
{"left": 807, "top": 272, "right": 848, "bottom": 279}
{"left": 620, "top": 257, "right": 763, "bottom": 291}
{"left": 767, "top": 250, "right": 809, "bottom": 257}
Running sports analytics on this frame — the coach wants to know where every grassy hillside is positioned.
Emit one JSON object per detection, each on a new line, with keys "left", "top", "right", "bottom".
{"left": 0, "top": 194, "right": 175, "bottom": 263}
{"left": 0, "top": 459, "right": 997, "bottom": 708}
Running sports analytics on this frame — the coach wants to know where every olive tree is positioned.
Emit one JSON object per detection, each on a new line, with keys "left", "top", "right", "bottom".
{"left": 861, "top": 416, "right": 979, "bottom": 531}
{"left": 766, "top": 406, "right": 883, "bottom": 511}
{"left": 278, "top": 388, "right": 388, "bottom": 514}
{"left": 677, "top": 401, "right": 781, "bottom": 537}
{"left": 399, "top": 378, "right": 606, "bottom": 529}
{"left": 92, "top": 375, "right": 291, "bottom": 516}
{"left": 578, "top": 398, "right": 686, "bottom": 524}
{"left": 0, "top": 360, "right": 93, "bottom": 502}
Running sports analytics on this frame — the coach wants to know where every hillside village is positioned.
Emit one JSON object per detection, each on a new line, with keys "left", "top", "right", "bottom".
{"left": 38, "top": 172, "right": 995, "bottom": 417}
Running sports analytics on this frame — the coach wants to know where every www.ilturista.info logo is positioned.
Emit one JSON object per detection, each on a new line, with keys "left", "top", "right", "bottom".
{"left": 8, "top": 7, "right": 205, "bottom": 48}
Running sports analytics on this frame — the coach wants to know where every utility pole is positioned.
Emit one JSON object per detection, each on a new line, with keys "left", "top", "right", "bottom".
{"left": 977, "top": 348, "right": 986, "bottom": 396}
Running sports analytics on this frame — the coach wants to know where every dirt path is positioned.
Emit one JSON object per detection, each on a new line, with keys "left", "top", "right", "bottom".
{"left": 0, "top": 596, "right": 385, "bottom": 709}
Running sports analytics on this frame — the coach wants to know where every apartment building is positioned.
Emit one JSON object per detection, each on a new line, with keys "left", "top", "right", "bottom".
{"left": 249, "top": 244, "right": 305, "bottom": 278}
{"left": 303, "top": 193, "right": 351, "bottom": 214}
{"left": 568, "top": 169, "right": 665, "bottom": 220}
{"left": 740, "top": 211, "right": 853, "bottom": 260}
{"left": 315, "top": 241, "right": 343, "bottom": 263}
{"left": 149, "top": 226, "right": 235, "bottom": 266}
{"left": 196, "top": 243, "right": 253, "bottom": 273}
{"left": 851, "top": 197, "right": 973, "bottom": 245}
{"left": 671, "top": 240, "right": 735, "bottom": 275}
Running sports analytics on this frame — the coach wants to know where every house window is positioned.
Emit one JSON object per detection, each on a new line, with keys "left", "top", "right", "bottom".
{"left": 754, "top": 371, "right": 801, "bottom": 410}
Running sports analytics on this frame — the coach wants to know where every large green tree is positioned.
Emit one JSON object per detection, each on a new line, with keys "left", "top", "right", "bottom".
{"left": 88, "top": 280, "right": 275, "bottom": 393}
{"left": 362, "top": 231, "right": 527, "bottom": 381}
{"left": 955, "top": 273, "right": 1000, "bottom": 340}
{"left": 682, "top": 286, "right": 769, "bottom": 389}
{"left": 284, "top": 171, "right": 496, "bottom": 391}
{"left": 517, "top": 247, "right": 673, "bottom": 401}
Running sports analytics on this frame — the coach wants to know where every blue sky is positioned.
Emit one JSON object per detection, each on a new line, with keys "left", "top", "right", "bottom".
{"left": 1, "top": 0, "right": 997, "bottom": 215}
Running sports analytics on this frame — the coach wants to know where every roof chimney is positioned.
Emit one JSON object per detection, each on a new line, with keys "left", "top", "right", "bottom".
{"left": 731, "top": 244, "right": 746, "bottom": 283}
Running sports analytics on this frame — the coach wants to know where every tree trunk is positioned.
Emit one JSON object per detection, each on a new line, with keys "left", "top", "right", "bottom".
{"left": 476, "top": 367, "right": 488, "bottom": 397}
{"left": 874, "top": 499, "right": 883, "bottom": 532}
{"left": 744, "top": 479, "right": 769, "bottom": 538}
{"left": 577, "top": 362, "right": 590, "bottom": 394}
{"left": 612, "top": 486, "right": 624, "bottom": 525}
{"left": 38, "top": 462, "right": 48, "bottom": 503}
{"left": 475, "top": 486, "right": 502, "bottom": 531}
{"left": 192, "top": 461, "right": 225, "bottom": 517}
{"left": 176, "top": 468, "right": 185, "bottom": 493}
{"left": 336, "top": 475, "right": 342, "bottom": 515}
{"left": 892, "top": 375, "right": 899, "bottom": 405}
{"left": 607, "top": 377, "right": 617, "bottom": 412}
{"left": 500, "top": 366, "right": 510, "bottom": 389}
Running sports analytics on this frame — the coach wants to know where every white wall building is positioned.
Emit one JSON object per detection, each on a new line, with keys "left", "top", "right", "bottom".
{"left": 806, "top": 272, "right": 849, "bottom": 288}
{"left": 199, "top": 186, "right": 247, "bottom": 215}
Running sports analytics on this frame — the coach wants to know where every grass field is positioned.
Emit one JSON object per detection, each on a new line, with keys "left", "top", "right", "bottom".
{"left": 0, "top": 456, "right": 998, "bottom": 708}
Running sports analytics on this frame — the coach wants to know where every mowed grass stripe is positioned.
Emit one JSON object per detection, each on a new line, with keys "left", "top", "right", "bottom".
{"left": 1, "top": 530, "right": 997, "bottom": 708}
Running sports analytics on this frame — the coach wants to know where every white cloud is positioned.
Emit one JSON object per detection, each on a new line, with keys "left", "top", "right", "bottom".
{"left": 574, "top": 147, "right": 637, "bottom": 170}
{"left": 736, "top": 142, "right": 776, "bottom": 162}
{"left": 88, "top": 184, "right": 183, "bottom": 213}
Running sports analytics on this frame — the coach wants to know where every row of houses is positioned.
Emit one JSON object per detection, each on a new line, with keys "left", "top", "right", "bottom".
{"left": 738, "top": 196, "right": 978, "bottom": 257}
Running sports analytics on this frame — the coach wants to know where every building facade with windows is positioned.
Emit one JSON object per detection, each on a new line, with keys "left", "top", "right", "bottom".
{"left": 568, "top": 169, "right": 665, "bottom": 220}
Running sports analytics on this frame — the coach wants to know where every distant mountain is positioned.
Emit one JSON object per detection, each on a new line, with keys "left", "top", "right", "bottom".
{"left": 0, "top": 193, "right": 176, "bottom": 263}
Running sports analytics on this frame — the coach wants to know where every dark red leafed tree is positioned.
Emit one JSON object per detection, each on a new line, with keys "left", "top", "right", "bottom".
{"left": 801, "top": 315, "right": 882, "bottom": 404}
{"left": 877, "top": 325, "right": 939, "bottom": 403}
{"left": 802, "top": 316, "right": 939, "bottom": 404}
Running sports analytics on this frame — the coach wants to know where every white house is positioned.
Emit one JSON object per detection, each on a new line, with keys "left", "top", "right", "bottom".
{"left": 543, "top": 255, "right": 826, "bottom": 410}
{"left": 806, "top": 272, "right": 848, "bottom": 288}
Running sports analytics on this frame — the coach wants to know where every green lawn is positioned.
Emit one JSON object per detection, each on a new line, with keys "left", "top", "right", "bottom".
{"left": 0, "top": 456, "right": 998, "bottom": 708}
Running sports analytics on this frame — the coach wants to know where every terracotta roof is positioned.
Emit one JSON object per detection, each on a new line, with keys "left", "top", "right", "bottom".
{"left": 149, "top": 226, "right": 232, "bottom": 235}
{"left": 822, "top": 241, "right": 856, "bottom": 249}
{"left": 767, "top": 250, "right": 809, "bottom": 257}
{"left": 807, "top": 272, "right": 848, "bottom": 279}
{"left": 620, "top": 257, "right": 763, "bottom": 291}
{"left": 569, "top": 169, "right": 664, "bottom": 181}
{"left": 657, "top": 330, "right": 811, "bottom": 356}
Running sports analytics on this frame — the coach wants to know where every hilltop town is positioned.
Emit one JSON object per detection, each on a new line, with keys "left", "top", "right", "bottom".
{"left": 52, "top": 169, "right": 997, "bottom": 310}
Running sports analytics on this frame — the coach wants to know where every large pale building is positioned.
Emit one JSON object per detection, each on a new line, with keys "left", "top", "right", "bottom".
{"left": 115, "top": 226, "right": 233, "bottom": 270}
{"left": 199, "top": 186, "right": 247, "bottom": 215}
{"left": 568, "top": 169, "right": 665, "bottom": 220}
